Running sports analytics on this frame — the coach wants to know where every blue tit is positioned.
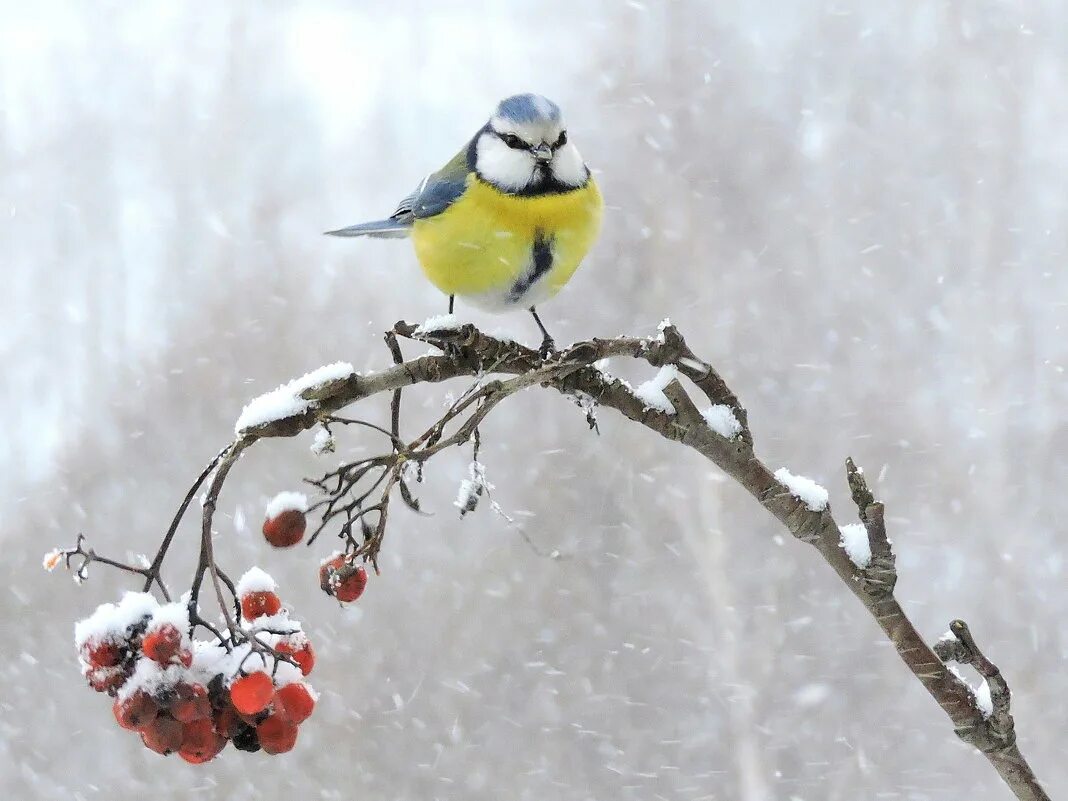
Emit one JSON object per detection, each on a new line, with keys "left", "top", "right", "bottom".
{"left": 326, "top": 93, "right": 603, "bottom": 354}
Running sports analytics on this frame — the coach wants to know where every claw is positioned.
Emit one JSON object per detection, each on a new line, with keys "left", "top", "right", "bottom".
{"left": 538, "top": 336, "right": 557, "bottom": 360}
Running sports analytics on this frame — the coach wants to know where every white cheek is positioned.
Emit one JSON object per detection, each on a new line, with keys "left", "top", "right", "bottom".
{"left": 476, "top": 134, "right": 535, "bottom": 191}
{"left": 551, "top": 143, "right": 587, "bottom": 187}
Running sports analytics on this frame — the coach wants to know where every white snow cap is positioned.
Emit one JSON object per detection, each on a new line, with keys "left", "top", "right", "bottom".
{"left": 654, "top": 317, "right": 673, "bottom": 343}
{"left": 265, "top": 491, "right": 308, "bottom": 520}
{"left": 271, "top": 660, "right": 308, "bottom": 690}
{"left": 702, "top": 405, "right": 742, "bottom": 439}
{"left": 415, "top": 314, "right": 461, "bottom": 335}
{"left": 838, "top": 523, "right": 872, "bottom": 569}
{"left": 117, "top": 657, "right": 184, "bottom": 701}
{"left": 236, "top": 566, "right": 278, "bottom": 597}
{"left": 148, "top": 601, "right": 191, "bottom": 634}
{"left": 947, "top": 665, "right": 994, "bottom": 720}
{"left": 235, "top": 361, "right": 355, "bottom": 434}
{"left": 634, "top": 365, "right": 679, "bottom": 414}
{"left": 75, "top": 591, "right": 159, "bottom": 650}
{"left": 774, "top": 468, "right": 829, "bottom": 512}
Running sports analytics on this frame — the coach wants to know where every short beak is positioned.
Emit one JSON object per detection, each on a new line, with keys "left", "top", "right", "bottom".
{"left": 532, "top": 143, "right": 553, "bottom": 162}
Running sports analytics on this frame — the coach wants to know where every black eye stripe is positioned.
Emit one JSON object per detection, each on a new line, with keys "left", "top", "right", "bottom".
{"left": 495, "top": 130, "right": 567, "bottom": 151}
{"left": 498, "top": 132, "right": 526, "bottom": 149}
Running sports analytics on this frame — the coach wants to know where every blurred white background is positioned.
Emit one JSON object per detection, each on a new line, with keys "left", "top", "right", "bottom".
{"left": 3, "top": 1, "right": 1066, "bottom": 799}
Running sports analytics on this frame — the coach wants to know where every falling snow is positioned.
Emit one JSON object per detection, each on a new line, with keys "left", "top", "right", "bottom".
{"left": 8, "top": 4, "right": 1067, "bottom": 800}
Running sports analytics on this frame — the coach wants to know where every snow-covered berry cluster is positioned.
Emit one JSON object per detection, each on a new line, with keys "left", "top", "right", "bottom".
{"left": 75, "top": 568, "right": 318, "bottom": 762}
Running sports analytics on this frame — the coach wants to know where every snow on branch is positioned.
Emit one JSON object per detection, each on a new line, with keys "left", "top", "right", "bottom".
{"left": 235, "top": 362, "right": 356, "bottom": 435}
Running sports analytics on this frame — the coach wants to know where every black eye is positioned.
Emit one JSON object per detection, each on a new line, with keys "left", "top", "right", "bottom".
{"left": 501, "top": 133, "right": 524, "bottom": 149}
{"left": 553, "top": 130, "right": 568, "bottom": 149}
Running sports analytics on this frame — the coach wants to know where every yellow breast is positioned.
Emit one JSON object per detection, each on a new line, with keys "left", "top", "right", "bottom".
{"left": 410, "top": 175, "right": 603, "bottom": 309}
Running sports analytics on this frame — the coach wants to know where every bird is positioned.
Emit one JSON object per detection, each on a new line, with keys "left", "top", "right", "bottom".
{"left": 326, "top": 93, "right": 603, "bottom": 356}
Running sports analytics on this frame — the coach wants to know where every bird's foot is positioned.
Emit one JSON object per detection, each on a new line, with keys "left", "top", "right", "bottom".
{"left": 538, "top": 336, "right": 557, "bottom": 360}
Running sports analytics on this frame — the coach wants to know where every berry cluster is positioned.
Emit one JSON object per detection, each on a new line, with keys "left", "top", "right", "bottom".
{"left": 76, "top": 568, "right": 318, "bottom": 763}
{"left": 65, "top": 487, "right": 374, "bottom": 763}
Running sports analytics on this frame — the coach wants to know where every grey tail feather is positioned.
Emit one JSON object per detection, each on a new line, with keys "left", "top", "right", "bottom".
{"left": 324, "top": 218, "right": 411, "bottom": 239}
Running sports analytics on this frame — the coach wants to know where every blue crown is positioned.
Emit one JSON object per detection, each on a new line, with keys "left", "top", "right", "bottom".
{"left": 495, "top": 94, "right": 562, "bottom": 125}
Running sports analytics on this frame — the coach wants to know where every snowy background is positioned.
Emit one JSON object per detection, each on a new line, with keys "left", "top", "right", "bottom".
{"left": 4, "top": 2, "right": 1067, "bottom": 799}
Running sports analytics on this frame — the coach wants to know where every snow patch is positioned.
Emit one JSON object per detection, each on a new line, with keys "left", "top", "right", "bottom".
{"left": 975, "top": 679, "right": 993, "bottom": 718}
{"left": 655, "top": 317, "right": 672, "bottom": 342}
{"left": 702, "top": 405, "right": 742, "bottom": 439}
{"left": 75, "top": 592, "right": 159, "bottom": 650}
{"left": 634, "top": 365, "right": 679, "bottom": 414}
{"left": 272, "top": 660, "right": 307, "bottom": 689}
{"left": 947, "top": 665, "right": 994, "bottom": 720}
{"left": 415, "top": 314, "right": 461, "bottom": 334}
{"left": 311, "top": 428, "right": 335, "bottom": 455}
{"left": 117, "top": 657, "right": 186, "bottom": 701}
{"left": 265, "top": 491, "right": 308, "bottom": 520}
{"left": 679, "top": 355, "right": 708, "bottom": 373}
{"left": 838, "top": 523, "right": 872, "bottom": 568}
{"left": 235, "top": 361, "right": 355, "bottom": 433}
{"left": 243, "top": 612, "right": 299, "bottom": 636}
{"left": 774, "top": 468, "right": 829, "bottom": 512}
{"left": 148, "top": 601, "right": 191, "bottom": 633}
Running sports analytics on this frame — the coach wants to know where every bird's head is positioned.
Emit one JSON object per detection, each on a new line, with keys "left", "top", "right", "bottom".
{"left": 474, "top": 93, "right": 589, "bottom": 194}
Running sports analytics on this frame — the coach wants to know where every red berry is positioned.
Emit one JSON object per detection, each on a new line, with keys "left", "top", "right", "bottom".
{"left": 113, "top": 690, "right": 159, "bottom": 731}
{"left": 262, "top": 509, "right": 306, "bottom": 548}
{"left": 256, "top": 714, "right": 298, "bottom": 755}
{"left": 86, "top": 665, "right": 127, "bottom": 694}
{"left": 274, "top": 683, "right": 315, "bottom": 725}
{"left": 212, "top": 707, "right": 243, "bottom": 739}
{"left": 142, "top": 624, "right": 183, "bottom": 665}
{"left": 141, "top": 714, "right": 183, "bottom": 755}
{"left": 179, "top": 718, "right": 227, "bottom": 764}
{"left": 319, "top": 554, "right": 367, "bottom": 603}
{"left": 84, "top": 641, "right": 123, "bottom": 668}
{"left": 276, "top": 639, "right": 315, "bottom": 676}
{"left": 229, "top": 672, "right": 274, "bottom": 716}
{"left": 171, "top": 684, "right": 212, "bottom": 723}
{"left": 240, "top": 591, "right": 281, "bottom": 621}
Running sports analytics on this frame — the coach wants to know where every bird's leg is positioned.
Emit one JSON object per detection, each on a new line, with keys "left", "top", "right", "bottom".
{"left": 529, "top": 307, "right": 555, "bottom": 359}
{"left": 434, "top": 296, "right": 462, "bottom": 360}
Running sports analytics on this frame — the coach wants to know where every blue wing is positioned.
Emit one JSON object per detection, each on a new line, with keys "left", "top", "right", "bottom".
{"left": 325, "top": 140, "right": 474, "bottom": 239}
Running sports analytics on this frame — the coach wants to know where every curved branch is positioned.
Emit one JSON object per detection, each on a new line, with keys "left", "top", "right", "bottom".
{"left": 64, "top": 319, "right": 1049, "bottom": 798}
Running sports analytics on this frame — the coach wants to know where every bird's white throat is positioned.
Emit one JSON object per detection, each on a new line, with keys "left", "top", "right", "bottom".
{"left": 475, "top": 133, "right": 587, "bottom": 193}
